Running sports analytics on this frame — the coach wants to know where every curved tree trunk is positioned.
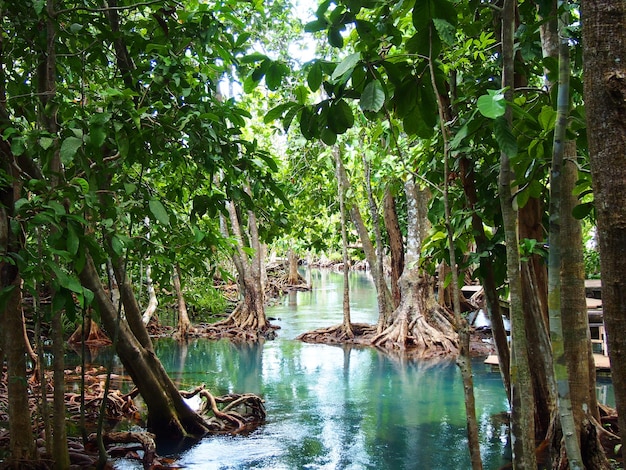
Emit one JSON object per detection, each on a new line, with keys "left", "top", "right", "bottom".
{"left": 79, "top": 253, "right": 210, "bottom": 439}
{"left": 216, "top": 197, "right": 269, "bottom": 335}
{"left": 459, "top": 155, "right": 511, "bottom": 399}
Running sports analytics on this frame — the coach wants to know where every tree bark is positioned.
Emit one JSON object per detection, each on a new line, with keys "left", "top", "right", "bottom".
{"left": 372, "top": 178, "right": 457, "bottom": 356}
{"left": 336, "top": 157, "right": 394, "bottom": 329}
{"left": 79, "top": 253, "right": 210, "bottom": 439}
{"left": 582, "top": 0, "right": 626, "bottom": 449}
{"left": 173, "top": 263, "right": 191, "bottom": 340}
{"left": 383, "top": 189, "right": 404, "bottom": 309}
{"left": 142, "top": 265, "right": 158, "bottom": 326}
{"left": 336, "top": 147, "right": 354, "bottom": 337}
{"left": 0, "top": 150, "right": 36, "bottom": 462}
{"left": 459, "top": 155, "right": 511, "bottom": 400}
{"left": 500, "top": 1, "right": 537, "bottom": 467}
{"left": 287, "top": 248, "right": 300, "bottom": 285}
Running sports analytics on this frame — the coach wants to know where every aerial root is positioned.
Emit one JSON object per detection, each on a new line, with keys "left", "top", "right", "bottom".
{"left": 297, "top": 323, "right": 376, "bottom": 345}
{"left": 181, "top": 384, "right": 266, "bottom": 434}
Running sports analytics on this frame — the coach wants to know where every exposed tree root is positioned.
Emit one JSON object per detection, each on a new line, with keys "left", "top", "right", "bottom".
{"left": 180, "top": 384, "right": 266, "bottom": 435}
{"left": 371, "top": 303, "right": 458, "bottom": 358}
{"left": 192, "top": 302, "right": 279, "bottom": 341}
{"left": 1, "top": 367, "right": 267, "bottom": 469}
{"left": 297, "top": 323, "right": 376, "bottom": 345}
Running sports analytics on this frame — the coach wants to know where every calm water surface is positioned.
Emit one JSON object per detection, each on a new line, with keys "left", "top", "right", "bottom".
{"left": 118, "top": 269, "right": 614, "bottom": 470}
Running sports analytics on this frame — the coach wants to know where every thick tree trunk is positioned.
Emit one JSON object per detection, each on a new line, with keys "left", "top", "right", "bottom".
{"left": 372, "top": 178, "right": 457, "bottom": 356}
{"left": 287, "top": 248, "right": 300, "bottom": 285}
{"left": 79, "top": 253, "right": 210, "bottom": 439}
{"left": 0, "top": 151, "right": 36, "bottom": 461}
{"left": 561, "top": 150, "right": 609, "bottom": 468}
{"left": 1, "top": 267, "right": 37, "bottom": 462}
{"left": 383, "top": 189, "right": 403, "bottom": 309}
{"left": 582, "top": 0, "right": 626, "bottom": 449}
{"left": 216, "top": 198, "right": 269, "bottom": 335}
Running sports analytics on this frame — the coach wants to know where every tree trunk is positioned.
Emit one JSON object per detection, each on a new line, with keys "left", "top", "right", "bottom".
{"left": 362, "top": 151, "right": 389, "bottom": 327}
{"left": 287, "top": 248, "right": 300, "bottom": 285}
{"left": 173, "top": 263, "right": 191, "bottom": 340}
{"left": 336, "top": 157, "right": 394, "bottom": 328}
{"left": 142, "top": 265, "right": 158, "bottom": 326}
{"left": 547, "top": 20, "right": 584, "bottom": 462}
{"left": 79, "top": 253, "right": 210, "bottom": 439}
{"left": 221, "top": 198, "right": 268, "bottom": 333}
{"left": 500, "top": 1, "right": 537, "bottom": 466}
{"left": 383, "top": 189, "right": 404, "bottom": 309}
{"left": 336, "top": 148, "right": 354, "bottom": 337}
{"left": 372, "top": 178, "right": 457, "bottom": 356}
{"left": 561, "top": 147, "right": 609, "bottom": 468}
{"left": 459, "top": 155, "right": 511, "bottom": 400}
{"left": 0, "top": 150, "right": 36, "bottom": 462}
{"left": 582, "top": 0, "right": 626, "bottom": 450}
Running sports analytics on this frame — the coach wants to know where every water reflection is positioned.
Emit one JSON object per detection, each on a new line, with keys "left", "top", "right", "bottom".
{"left": 114, "top": 269, "right": 612, "bottom": 470}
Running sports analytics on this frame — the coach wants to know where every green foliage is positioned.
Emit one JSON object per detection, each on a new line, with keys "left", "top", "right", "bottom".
{"left": 186, "top": 280, "right": 229, "bottom": 322}
{"left": 583, "top": 248, "right": 601, "bottom": 279}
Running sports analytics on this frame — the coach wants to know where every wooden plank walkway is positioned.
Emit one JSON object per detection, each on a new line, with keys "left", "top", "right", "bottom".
{"left": 484, "top": 353, "right": 611, "bottom": 371}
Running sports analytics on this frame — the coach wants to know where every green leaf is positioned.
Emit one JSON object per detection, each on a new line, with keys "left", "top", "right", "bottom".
{"left": 360, "top": 80, "right": 385, "bottom": 113}
{"left": 328, "top": 99, "right": 354, "bottom": 134}
{"left": 320, "top": 127, "right": 337, "bottom": 145}
{"left": 149, "top": 199, "right": 170, "bottom": 226}
{"left": 538, "top": 106, "right": 557, "bottom": 131}
{"left": 60, "top": 136, "right": 83, "bottom": 164}
{"left": 477, "top": 89, "right": 507, "bottom": 119}
{"left": 494, "top": 117, "right": 518, "bottom": 156}
{"left": 412, "top": 0, "right": 433, "bottom": 32}
{"left": 305, "top": 18, "right": 329, "bottom": 33}
{"left": 572, "top": 202, "right": 594, "bottom": 220}
{"left": 331, "top": 53, "right": 360, "bottom": 83}
{"left": 433, "top": 0, "right": 457, "bottom": 26}
{"left": 239, "top": 52, "right": 268, "bottom": 63}
{"left": 355, "top": 20, "right": 378, "bottom": 43}
{"left": 39, "top": 136, "right": 54, "bottom": 150}
{"left": 111, "top": 234, "right": 124, "bottom": 256}
{"left": 264, "top": 103, "right": 295, "bottom": 124}
{"left": 328, "top": 27, "right": 344, "bottom": 48}
{"left": 294, "top": 85, "right": 309, "bottom": 105}
{"left": 88, "top": 126, "right": 106, "bottom": 148}
{"left": 307, "top": 62, "right": 324, "bottom": 91}
{"left": 403, "top": 106, "right": 433, "bottom": 139}
{"left": 71, "top": 177, "right": 90, "bottom": 194}
{"left": 66, "top": 224, "right": 79, "bottom": 256}
{"left": 266, "top": 61, "right": 287, "bottom": 91}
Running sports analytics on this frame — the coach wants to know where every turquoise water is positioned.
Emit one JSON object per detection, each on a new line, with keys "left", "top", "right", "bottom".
{"left": 115, "top": 269, "right": 613, "bottom": 469}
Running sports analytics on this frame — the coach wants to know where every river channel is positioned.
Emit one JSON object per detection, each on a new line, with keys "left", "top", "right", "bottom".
{"left": 114, "top": 269, "right": 614, "bottom": 470}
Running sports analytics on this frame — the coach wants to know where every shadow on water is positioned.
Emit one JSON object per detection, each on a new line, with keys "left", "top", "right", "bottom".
{"left": 108, "top": 269, "right": 613, "bottom": 470}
